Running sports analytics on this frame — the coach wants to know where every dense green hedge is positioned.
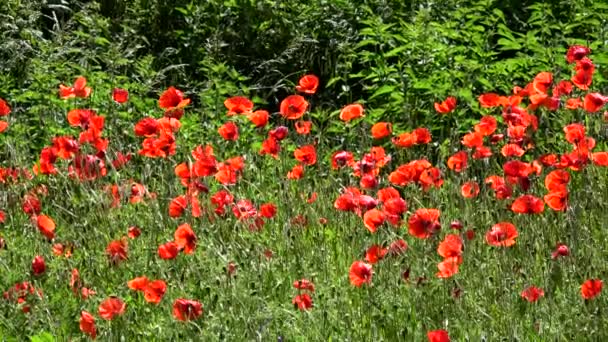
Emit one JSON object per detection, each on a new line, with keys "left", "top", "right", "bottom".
{"left": 1, "top": 0, "right": 607, "bottom": 153}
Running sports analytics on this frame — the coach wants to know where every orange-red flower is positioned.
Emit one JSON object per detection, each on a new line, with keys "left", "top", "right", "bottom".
{"left": 218, "top": 121, "right": 239, "bottom": 141}
{"left": 158, "top": 241, "right": 180, "bottom": 260}
{"left": 112, "top": 88, "right": 129, "bottom": 103}
{"left": 174, "top": 223, "right": 197, "bottom": 254}
{"left": 173, "top": 299, "right": 203, "bottom": 321}
{"left": 294, "top": 145, "right": 317, "bottom": 166}
{"left": 521, "top": 286, "right": 544, "bottom": 303}
{"left": 36, "top": 214, "right": 56, "bottom": 240}
{"left": 280, "top": 95, "right": 308, "bottom": 120}
{"left": 434, "top": 96, "right": 457, "bottom": 114}
{"left": 287, "top": 164, "right": 304, "bottom": 180}
{"left": 437, "top": 234, "right": 463, "bottom": 260}
{"left": 79, "top": 311, "right": 97, "bottom": 339}
{"left": 486, "top": 222, "right": 518, "bottom": 247}
{"left": 408, "top": 208, "right": 441, "bottom": 239}
{"left": 583, "top": 93, "right": 607, "bottom": 113}
{"left": 98, "top": 297, "right": 126, "bottom": 320}
{"left": 474, "top": 116, "right": 497, "bottom": 136}
{"left": 31, "top": 256, "right": 45, "bottom": 276}
{"left": 295, "top": 120, "right": 312, "bottom": 135}
{"left": 566, "top": 45, "right": 590, "bottom": 63}
{"left": 363, "top": 209, "right": 385, "bottom": 233}
{"left": 436, "top": 257, "right": 460, "bottom": 279}
{"left": 544, "top": 190, "right": 568, "bottom": 211}
{"left": 0, "top": 98, "right": 10, "bottom": 116}
{"left": 106, "top": 239, "right": 128, "bottom": 264}
{"left": 511, "top": 194, "right": 544, "bottom": 214}
{"left": 247, "top": 110, "right": 269, "bottom": 127}
{"left": 427, "top": 329, "right": 450, "bottom": 342}
{"left": 447, "top": 151, "right": 468, "bottom": 172}
{"left": 295, "top": 74, "right": 319, "bottom": 95}
{"left": 370, "top": 122, "right": 392, "bottom": 139}
{"left": 159, "top": 86, "right": 190, "bottom": 119}
{"left": 349, "top": 261, "right": 373, "bottom": 287}
{"left": 293, "top": 279, "right": 315, "bottom": 292}
{"left": 592, "top": 152, "right": 608, "bottom": 166}
{"left": 128, "top": 276, "right": 149, "bottom": 291}
{"left": 581, "top": 279, "right": 603, "bottom": 300}
{"left": 545, "top": 170, "right": 570, "bottom": 191}
{"left": 225, "top": 96, "right": 253, "bottom": 115}
{"left": 292, "top": 293, "right": 313, "bottom": 310}
{"left": 59, "top": 76, "right": 92, "bottom": 99}
{"left": 461, "top": 181, "right": 480, "bottom": 198}
{"left": 144, "top": 280, "right": 167, "bottom": 304}
{"left": 339, "top": 103, "right": 364, "bottom": 122}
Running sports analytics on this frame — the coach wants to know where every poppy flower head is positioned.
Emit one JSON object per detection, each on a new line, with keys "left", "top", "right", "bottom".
{"left": 408, "top": 208, "right": 441, "bottom": 239}
{"left": 511, "top": 195, "right": 544, "bottom": 214}
{"left": 447, "top": 151, "right": 468, "bottom": 172}
{"left": 173, "top": 299, "right": 203, "bottom": 321}
{"left": 349, "top": 261, "right": 373, "bottom": 287}
{"left": 436, "top": 257, "right": 460, "bottom": 279}
{"left": 427, "top": 329, "right": 450, "bottom": 342}
{"left": 486, "top": 222, "right": 518, "bottom": 247}
{"left": 0, "top": 98, "right": 11, "bottom": 116}
{"left": 143, "top": 280, "right": 167, "bottom": 304}
{"left": 583, "top": 93, "right": 607, "bottom": 113}
{"left": 371, "top": 122, "right": 392, "bottom": 139}
{"left": 36, "top": 214, "right": 56, "bottom": 240}
{"left": 437, "top": 234, "right": 463, "bottom": 259}
{"left": 363, "top": 209, "right": 385, "bottom": 233}
{"left": 294, "top": 145, "right": 317, "bottom": 166}
{"left": 225, "top": 96, "right": 254, "bottom": 115}
{"left": 461, "top": 181, "right": 480, "bottom": 198}
{"left": 128, "top": 276, "right": 149, "bottom": 291}
{"left": 112, "top": 88, "right": 129, "bottom": 103}
{"left": 296, "top": 74, "right": 320, "bottom": 95}
{"left": 521, "top": 286, "right": 544, "bottom": 303}
{"left": 106, "top": 239, "right": 128, "bottom": 264}
{"left": 174, "top": 223, "right": 197, "bottom": 254}
{"left": 551, "top": 243, "right": 570, "bottom": 259}
{"left": 581, "top": 279, "right": 602, "bottom": 300}
{"left": 79, "top": 311, "right": 96, "bottom": 339}
{"left": 159, "top": 86, "right": 190, "bottom": 118}
{"left": 566, "top": 45, "right": 591, "bottom": 63}
{"left": 98, "top": 297, "right": 126, "bottom": 320}
{"left": 339, "top": 103, "right": 364, "bottom": 122}
{"left": 218, "top": 121, "right": 239, "bottom": 141}
{"left": 434, "top": 96, "right": 457, "bottom": 114}
{"left": 280, "top": 95, "right": 308, "bottom": 120}
{"left": 60, "top": 76, "right": 92, "bottom": 99}
{"left": 293, "top": 279, "right": 315, "bottom": 292}
{"left": 292, "top": 293, "right": 313, "bottom": 310}
{"left": 31, "top": 256, "right": 45, "bottom": 276}
{"left": 247, "top": 110, "right": 269, "bottom": 127}
{"left": 295, "top": 120, "right": 312, "bottom": 135}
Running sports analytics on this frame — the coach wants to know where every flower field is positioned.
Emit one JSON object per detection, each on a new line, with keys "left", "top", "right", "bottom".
{"left": 1, "top": 41, "right": 608, "bottom": 340}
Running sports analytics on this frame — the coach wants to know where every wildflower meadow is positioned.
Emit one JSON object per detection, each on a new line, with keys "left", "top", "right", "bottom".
{"left": 1, "top": 1, "right": 608, "bottom": 341}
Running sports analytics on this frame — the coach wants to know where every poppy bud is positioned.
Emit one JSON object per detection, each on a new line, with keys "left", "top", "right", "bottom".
{"left": 32, "top": 255, "right": 46, "bottom": 275}
{"left": 450, "top": 220, "right": 463, "bottom": 230}
{"left": 112, "top": 88, "right": 129, "bottom": 103}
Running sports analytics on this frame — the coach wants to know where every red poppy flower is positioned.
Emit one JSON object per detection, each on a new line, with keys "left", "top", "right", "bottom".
{"left": 244, "top": 110, "right": 268, "bottom": 128}
{"left": 293, "top": 279, "right": 315, "bottom": 292}
{"left": 437, "top": 234, "right": 463, "bottom": 260}
{"left": 566, "top": 45, "right": 591, "bottom": 63}
{"left": 447, "top": 151, "right": 468, "bottom": 172}
{"left": 544, "top": 170, "right": 570, "bottom": 191}
{"left": 503, "top": 160, "right": 533, "bottom": 178}
{"left": 412, "top": 127, "right": 432, "bottom": 144}
{"left": 532, "top": 71, "right": 553, "bottom": 94}
{"left": 392, "top": 132, "right": 417, "bottom": 148}
{"left": 364, "top": 244, "right": 388, "bottom": 264}
{"left": 363, "top": 209, "right": 385, "bottom": 233}
{"left": 287, "top": 164, "right": 304, "bottom": 180}
{"left": 486, "top": 222, "right": 518, "bottom": 247}
{"left": 521, "top": 286, "right": 544, "bottom": 303}
{"left": 128, "top": 226, "right": 141, "bottom": 239}
{"left": 581, "top": 279, "right": 603, "bottom": 300}
{"left": 294, "top": 145, "right": 317, "bottom": 166}
{"left": 280, "top": 95, "right": 308, "bottom": 120}
{"left": 144, "top": 280, "right": 167, "bottom": 304}
{"left": 134, "top": 117, "right": 159, "bottom": 137}
{"left": 292, "top": 294, "right": 313, "bottom": 310}
{"left": 0, "top": 98, "right": 10, "bottom": 117}
{"left": 371, "top": 122, "right": 392, "bottom": 139}
{"left": 98, "top": 297, "right": 126, "bottom": 320}
{"left": 225, "top": 96, "right": 253, "bottom": 115}
{"left": 544, "top": 190, "right": 568, "bottom": 211}
{"left": 158, "top": 241, "right": 180, "bottom": 260}
{"left": 79, "top": 311, "right": 97, "bottom": 339}
{"left": 349, "top": 261, "right": 373, "bottom": 287}
{"left": 31, "top": 256, "right": 45, "bottom": 276}
{"left": 59, "top": 76, "right": 92, "bottom": 99}
{"left": 478, "top": 93, "right": 507, "bottom": 108}
{"left": 174, "top": 223, "right": 197, "bottom": 254}
{"left": 583, "top": 93, "right": 607, "bottom": 113}
{"left": 340, "top": 103, "right": 364, "bottom": 122}
{"left": 269, "top": 126, "right": 289, "bottom": 140}
{"left": 295, "top": 74, "right": 319, "bottom": 95}
{"left": 218, "top": 122, "right": 239, "bottom": 141}
{"left": 173, "top": 299, "right": 203, "bottom": 321}
{"left": 388, "top": 239, "right": 408, "bottom": 255}
{"left": 551, "top": 243, "right": 570, "bottom": 259}
{"left": 511, "top": 194, "right": 544, "bottom": 214}
{"left": 474, "top": 116, "right": 497, "bottom": 136}
{"left": 36, "top": 214, "right": 56, "bottom": 240}
{"left": 436, "top": 257, "right": 460, "bottom": 279}
{"left": 427, "top": 329, "right": 450, "bottom": 342}
{"left": 461, "top": 181, "right": 480, "bottom": 198}
{"left": 295, "top": 120, "right": 312, "bottom": 135}
{"left": 501, "top": 144, "right": 525, "bottom": 158}
{"left": 259, "top": 203, "right": 277, "bottom": 219}
{"left": 112, "top": 88, "right": 129, "bottom": 103}
{"left": 434, "top": 96, "right": 457, "bottom": 114}
{"left": 461, "top": 131, "right": 484, "bottom": 148}
{"left": 592, "top": 152, "right": 608, "bottom": 166}
{"left": 408, "top": 208, "right": 441, "bottom": 239}
{"left": 0, "top": 120, "right": 7, "bottom": 133}
{"left": 159, "top": 86, "right": 190, "bottom": 118}
{"left": 128, "top": 276, "right": 149, "bottom": 291}
{"left": 106, "top": 239, "right": 128, "bottom": 264}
